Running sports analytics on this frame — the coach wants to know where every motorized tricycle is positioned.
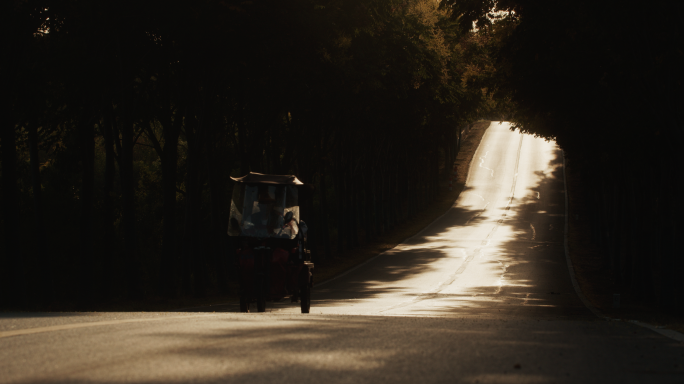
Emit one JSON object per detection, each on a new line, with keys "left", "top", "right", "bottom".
{"left": 227, "top": 172, "right": 314, "bottom": 313}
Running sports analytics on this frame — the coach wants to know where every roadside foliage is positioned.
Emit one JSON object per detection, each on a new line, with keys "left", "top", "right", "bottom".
{"left": 1, "top": 0, "right": 498, "bottom": 307}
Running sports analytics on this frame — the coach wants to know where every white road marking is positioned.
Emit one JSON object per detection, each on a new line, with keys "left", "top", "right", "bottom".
{"left": 494, "top": 261, "right": 509, "bottom": 295}
{"left": 479, "top": 151, "right": 495, "bottom": 177}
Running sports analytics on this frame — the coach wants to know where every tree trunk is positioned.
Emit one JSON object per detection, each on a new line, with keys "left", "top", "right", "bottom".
{"left": 1, "top": 119, "right": 24, "bottom": 308}
{"left": 159, "top": 107, "right": 181, "bottom": 298}
{"left": 115, "top": 37, "right": 141, "bottom": 299}
{"left": 120, "top": 116, "right": 141, "bottom": 298}
{"left": 184, "top": 117, "right": 207, "bottom": 297}
{"left": 28, "top": 121, "right": 50, "bottom": 305}
{"left": 237, "top": 97, "right": 250, "bottom": 175}
{"left": 101, "top": 109, "right": 117, "bottom": 300}
{"left": 335, "top": 169, "right": 346, "bottom": 253}
{"left": 78, "top": 107, "right": 96, "bottom": 304}
{"left": 319, "top": 170, "right": 331, "bottom": 259}
{"left": 206, "top": 122, "right": 229, "bottom": 294}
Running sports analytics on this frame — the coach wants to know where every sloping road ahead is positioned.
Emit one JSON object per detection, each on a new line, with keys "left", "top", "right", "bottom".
{"left": 2, "top": 122, "right": 682, "bottom": 384}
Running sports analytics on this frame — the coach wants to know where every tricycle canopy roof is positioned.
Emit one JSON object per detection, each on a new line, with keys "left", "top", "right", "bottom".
{"left": 230, "top": 172, "right": 304, "bottom": 186}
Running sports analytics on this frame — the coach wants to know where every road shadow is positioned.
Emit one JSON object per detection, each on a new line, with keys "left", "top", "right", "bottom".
{"left": 188, "top": 143, "right": 590, "bottom": 320}
{"left": 9, "top": 314, "right": 684, "bottom": 384}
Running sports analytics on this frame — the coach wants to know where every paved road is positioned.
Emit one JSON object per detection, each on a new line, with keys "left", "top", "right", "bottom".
{"left": 2, "top": 123, "right": 682, "bottom": 383}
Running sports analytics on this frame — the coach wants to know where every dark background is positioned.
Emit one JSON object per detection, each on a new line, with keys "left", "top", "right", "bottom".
{"left": 1, "top": 0, "right": 682, "bottom": 313}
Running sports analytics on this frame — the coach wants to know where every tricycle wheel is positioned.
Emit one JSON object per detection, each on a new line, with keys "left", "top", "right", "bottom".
{"left": 239, "top": 295, "right": 250, "bottom": 313}
{"left": 300, "top": 286, "right": 311, "bottom": 313}
{"left": 256, "top": 274, "right": 267, "bottom": 312}
{"left": 257, "top": 296, "right": 266, "bottom": 312}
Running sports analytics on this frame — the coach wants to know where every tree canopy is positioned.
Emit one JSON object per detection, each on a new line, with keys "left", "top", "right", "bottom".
{"left": 1, "top": 0, "right": 499, "bottom": 307}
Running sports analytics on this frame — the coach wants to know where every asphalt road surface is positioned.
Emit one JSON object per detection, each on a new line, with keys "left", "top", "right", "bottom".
{"left": 2, "top": 122, "right": 682, "bottom": 384}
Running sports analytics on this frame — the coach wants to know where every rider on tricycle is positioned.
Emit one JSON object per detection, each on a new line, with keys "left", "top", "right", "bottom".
{"left": 227, "top": 173, "right": 314, "bottom": 313}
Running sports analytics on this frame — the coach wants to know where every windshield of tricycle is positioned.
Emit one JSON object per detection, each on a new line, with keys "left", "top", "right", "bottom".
{"left": 227, "top": 184, "right": 299, "bottom": 239}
